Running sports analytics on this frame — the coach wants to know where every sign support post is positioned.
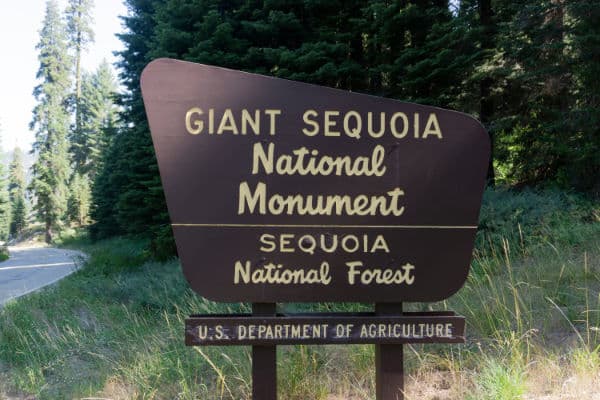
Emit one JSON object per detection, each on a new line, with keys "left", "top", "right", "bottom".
{"left": 375, "top": 303, "right": 404, "bottom": 400}
{"left": 252, "top": 303, "right": 277, "bottom": 400}
{"left": 186, "top": 310, "right": 466, "bottom": 399}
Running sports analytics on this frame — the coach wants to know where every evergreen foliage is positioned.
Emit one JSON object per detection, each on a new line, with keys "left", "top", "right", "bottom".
{"left": 90, "top": 131, "right": 129, "bottom": 239}
{"left": 29, "top": 0, "right": 72, "bottom": 243}
{"left": 91, "top": 0, "right": 169, "bottom": 245}
{"left": 67, "top": 172, "right": 91, "bottom": 226}
{"left": 67, "top": 61, "right": 119, "bottom": 226}
{"left": 479, "top": 0, "right": 600, "bottom": 190}
{"left": 64, "top": 0, "right": 97, "bottom": 227}
{"left": 71, "top": 60, "right": 119, "bottom": 177}
{"left": 85, "top": 0, "right": 599, "bottom": 255}
{"left": 568, "top": 0, "right": 600, "bottom": 192}
{"left": 8, "top": 148, "right": 27, "bottom": 237}
{"left": 66, "top": 0, "right": 95, "bottom": 147}
{"left": 0, "top": 157, "right": 11, "bottom": 241}
{"left": 0, "top": 126, "right": 10, "bottom": 240}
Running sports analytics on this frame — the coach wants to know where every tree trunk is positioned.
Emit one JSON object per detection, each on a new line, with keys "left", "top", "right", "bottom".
{"left": 75, "top": 27, "right": 82, "bottom": 151}
{"left": 45, "top": 220, "right": 53, "bottom": 244}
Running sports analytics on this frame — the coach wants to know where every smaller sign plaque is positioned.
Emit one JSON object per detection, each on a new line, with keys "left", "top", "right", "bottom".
{"left": 186, "top": 312, "right": 465, "bottom": 346}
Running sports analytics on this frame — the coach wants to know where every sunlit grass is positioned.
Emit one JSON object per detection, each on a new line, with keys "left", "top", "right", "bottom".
{"left": 0, "top": 188, "right": 598, "bottom": 399}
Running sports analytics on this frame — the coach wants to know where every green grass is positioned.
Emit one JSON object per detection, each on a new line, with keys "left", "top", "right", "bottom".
{"left": 0, "top": 237, "right": 252, "bottom": 399}
{"left": 0, "top": 188, "right": 598, "bottom": 399}
{"left": 0, "top": 246, "right": 8, "bottom": 262}
{"left": 470, "top": 358, "right": 526, "bottom": 400}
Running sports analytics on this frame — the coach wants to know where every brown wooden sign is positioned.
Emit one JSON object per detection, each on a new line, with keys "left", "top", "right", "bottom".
{"left": 186, "top": 312, "right": 465, "bottom": 346}
{"left": 141, "top": 58, "right": 490, "bottom": 303}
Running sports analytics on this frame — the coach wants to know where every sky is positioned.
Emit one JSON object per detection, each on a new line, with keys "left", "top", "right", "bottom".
{"left": 0, "top": 0, "right": 128, "bottom": 153}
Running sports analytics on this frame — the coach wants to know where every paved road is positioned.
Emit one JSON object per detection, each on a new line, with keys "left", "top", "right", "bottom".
{"left": 0, "top": 246, "right": 85, "bottom": 306}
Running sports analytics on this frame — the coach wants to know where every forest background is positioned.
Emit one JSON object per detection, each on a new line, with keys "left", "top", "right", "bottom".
{"left": 0, "top": 0, "right": 595, "bottom": 252}
{"left": 0, "top": 0, "right": 598, "bottom": 399}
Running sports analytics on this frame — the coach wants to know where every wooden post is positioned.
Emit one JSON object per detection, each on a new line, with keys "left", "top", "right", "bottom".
{"left": 375, "top": 303, "right": 404, "bottom": 400}
{"left": 252, "top": 303, "right": 277, "bottom": 400}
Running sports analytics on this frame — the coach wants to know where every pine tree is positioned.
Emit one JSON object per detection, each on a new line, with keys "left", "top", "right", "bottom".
{"left": 379, "top": 1, "right": 476, "bottom": 107}
{"left": 96, "top": 0, "right": 599, "bottom": 257}
{"left": 71, "top": 60, "right": 119, "bottom": 177}
{"left": 100, "top": 0, "right": 482, "bottom": 255}
{"left": 92, "top": 0, "right": 167, "bottom": 240}
{"left": 568, "top": 0, "right": 600, "bottom": 192}
{"left": 30, "top": 0, "right": 72, "bottom": 243}
{"left": 90, "top": 131, "right": 128, "bottom": 238}
{"left": 477, "top": 0, "right": 496, "bottom": 185}
{"left": 66, "top": 0, "right": 95, "bottom": 149}
{"left": 11, "top": 198, "right": 26, "bottom": 238}
{"left": 0, "top": 132, "right": 10, "bottom": 241}
{"left": 9, "top": 147, "right": 27, "bottom": 236}
{"left": 488, "top": 0, "right": 574, "bottom": 187}
{"left": 67, "top": 172, "right": 91, "bottom": 225}
{"left": 0, "top": 161, "right": 10, "bottom": 241}
{"left": 68, "top": 61, "right": 118, "bottom": 226}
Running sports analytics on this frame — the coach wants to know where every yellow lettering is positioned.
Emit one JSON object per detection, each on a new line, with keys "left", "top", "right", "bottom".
{"left": 346, "top": 261, "right": 416, "bottom": 285}
{"left": 368, "top": 112, "right": 385, "bottom": 138}
{"left": 238, "top": 181, "right": 266, "bottom": 215}
{"left": 371, "top": 235, "right": 390, "bottom": 253}
{"left": 208, "top": 108, "right": 214, "bottom": 133}
{"left": 343, "top": 111, "right": 362, "bottom": 139}
{"left": 252, "top": 142, "right": 274, "bottom": 174}
{"left": 414, "top": 113, "right": 420, "bottom": 138}
{"left": 259, "top": 234, "right": 276, "bottom": 252}
{"left": 422, "top": 113, "right": 443, "bottom": 139}
{"left": 241, "top": 109, "right": 260, "bottom": 135}
{"left": 217, "top": 109, "right": 239, "bottom": 134}
{"left": 238, "top": 182, "right": 405, "bottom": 217}
{"left": 390, "top": 112, "right": 408, "bottom": 138}
{"left": 302, "top": 110, "right": 319, "bottom": 136}
{"left": 185, "top": 107, "right": 203, "bottom": 134}
{"left": 280, "top": 234, "right": 294, "bottom": 252}
{"left": 251, "top": 142, "right": 386, "bottom": 177}
{"left": 264, "top": 109, "right": 281, "bottom": 135}
{"left": 234, "top": 260, "right": 251, "bottom": 283}
{"left": 324, "top": 111, "right": 340, "bottom": 136}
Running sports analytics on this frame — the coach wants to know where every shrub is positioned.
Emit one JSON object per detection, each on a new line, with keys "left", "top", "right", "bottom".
{"left": 0, "top": 245, "right": 8, "bottom": 262}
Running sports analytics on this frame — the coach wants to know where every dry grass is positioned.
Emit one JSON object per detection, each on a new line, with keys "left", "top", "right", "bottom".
{"left": 0, "top": 189, "right": 598, "bottom": 399}
{"left": 400, "top": 352, "right": 600, "bottom": 400}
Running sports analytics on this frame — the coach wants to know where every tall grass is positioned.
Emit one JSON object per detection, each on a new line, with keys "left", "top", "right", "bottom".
{"left": 0, "top": 188, "right": 598, "bottom": 399}
{"left": 448, "top": 189, "right": 600, "bottom": 399}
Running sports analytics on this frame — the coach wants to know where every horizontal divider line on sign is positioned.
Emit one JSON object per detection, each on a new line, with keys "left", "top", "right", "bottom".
{"left": 171, "top": 223, "right": 478, "bottom": 229}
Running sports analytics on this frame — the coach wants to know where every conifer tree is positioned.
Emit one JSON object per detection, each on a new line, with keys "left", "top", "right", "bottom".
{"left": 66, "top": 0, "right": 95, "bottom": 144}
{"left": 92, "top": 0, "right": 166, "bottom": 239}
{"left": 67, "top": 172, "right": 91, "bottom": 226}
{"left": 0, "top": 132, "right": 10, "bottom": 241}
{"left": 90, "top": 132, "right": 127, "bottom": 238}
{"left": 487, "top": 0, "right": 574, "bottom": 186}
{"left": 69, "top": 61, "right": 118, "bottom": 226}
{"left": 30, "top": 0, "right": 72, "bottom": 243}
{"left": 94, "top": 0, "right": 599, "bottom": 256}
{"left": 568, "top": 0, "right": 600, "bottom": 192}
{"left": 0, "top": 161, "right": 10, "bottom": 242}
{"left": 8, "top": 147, "right": 27, "bottom": 236}
{"left": 71, "top": 60, "right": 118, "bottom": 176}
